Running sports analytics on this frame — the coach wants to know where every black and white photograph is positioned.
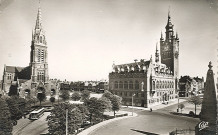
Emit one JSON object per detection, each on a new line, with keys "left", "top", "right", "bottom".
{"left": 0, "top": 0, "right": 217, "bottom": 135}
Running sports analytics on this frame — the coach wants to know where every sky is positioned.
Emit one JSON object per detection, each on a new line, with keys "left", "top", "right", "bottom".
{"left": 0, "top": 0, "right": 217, "bottom": 81}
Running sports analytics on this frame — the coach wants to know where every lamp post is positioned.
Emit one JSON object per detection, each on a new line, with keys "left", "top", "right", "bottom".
{"left": 132, "top": 93, "right": 135, "bottom": 116}
{"left": 177, "top": 90, "right": 180, "bottom": 112}
{"left": 66, "top": 108, "right": 68, "bottom": 135}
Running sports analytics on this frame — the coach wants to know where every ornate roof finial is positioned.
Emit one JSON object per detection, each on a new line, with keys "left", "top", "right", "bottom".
{"left": 208, "top": 61, "right": 213, "bottom": 70}
{"left": 168, "top": 6, "right": 171, "bottom": 18}
{"left": 160, "top": 31, "right": 163, "bottom": 40}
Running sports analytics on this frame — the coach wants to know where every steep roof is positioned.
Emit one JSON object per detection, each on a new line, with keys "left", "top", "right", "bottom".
{"left": 5, "top": 66, "right": 25, "bottom": 73}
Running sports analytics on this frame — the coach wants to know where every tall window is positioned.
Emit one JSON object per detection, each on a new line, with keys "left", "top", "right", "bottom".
{"left": 40, "top": 36, "right": 42, "bottom": 43}
{"left": 7, "top": 73, "right": 12, "bottom": 80}
{"left": 135, "top": 65, "right": 139, "bottom": 72}
{"left": 115, "top": 81, "right": 118, "bottom": 89}
{"left": 156, "top": 81, "right": 159, "bottom": 89}
{"left": 135, "top": 81, "right": 139, "bottom": 90}
{"left": 37, "top": 71, "right": 44, "bottom": 82}
{"left": 152, "top": 81, "right": 155, "bottom": 90}
{"left": 37, "top": 49, "right": 45, "bottom": 62}
{"left": 119, "top": 81, "right": 123, "bottom": 89}
{"left": 129, "top": 81, "right": 133, "bottom": 89}
{"left": 124, "top": 81, "right": 128, "bottom": 89}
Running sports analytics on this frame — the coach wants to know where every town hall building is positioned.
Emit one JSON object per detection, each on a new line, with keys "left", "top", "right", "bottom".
{"left": 1, "top": 6, "right": 57, "bottom": 98}
{"left": 109, "top": 12, "right": 179, "bottom": 108}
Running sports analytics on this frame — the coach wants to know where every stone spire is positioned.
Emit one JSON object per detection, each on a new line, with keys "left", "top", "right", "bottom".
{"left": 165, "top": 9, "right": 174, "bottom": 40}
{"left": 155, "top": 42, "right": 160, "bottom": 63}
{"left": 32, "top": 1, "right": 46, "bottom": 45}
{"left": 196, "top": 61, "right": 217, "bottom": 134}
{"left": 35, "top": 6, "right": 42, "bottom": 30}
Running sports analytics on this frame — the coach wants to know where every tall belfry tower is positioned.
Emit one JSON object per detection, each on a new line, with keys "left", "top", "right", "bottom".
{"left": 160, "top": 10, "right": 179, "bottom": 89}
{"left": 30, "top": 3, "right": 49, "bottom": 88}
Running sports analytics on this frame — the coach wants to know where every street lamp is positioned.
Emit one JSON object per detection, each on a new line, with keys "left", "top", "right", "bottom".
{"left": 132, "top": 93, "right": 136, "bottom": 116}
{"left": 66, "top": 108, "right": 68, "bottom": 135}
{"left": 177, "top": 90, "right": 180, "bottom": 112}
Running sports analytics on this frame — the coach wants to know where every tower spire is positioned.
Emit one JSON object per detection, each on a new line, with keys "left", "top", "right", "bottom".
{"left": 155, "top": 42, "right": 160, "bottom": 63}
{"left": 35, "top": 1, "right": 42, "bottom": 30}
{"left": 160, "top": 31, "right": 164, "bottom": 41}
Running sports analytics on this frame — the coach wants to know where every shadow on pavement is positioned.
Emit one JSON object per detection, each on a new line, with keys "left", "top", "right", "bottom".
{"left": 131, "top": 129, "right": 159, "bottom": 135}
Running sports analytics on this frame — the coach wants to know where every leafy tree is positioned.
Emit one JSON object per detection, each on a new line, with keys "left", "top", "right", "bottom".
{"left": 71, "top": 92, "right": 81, "bottom": 101}
{"left": 37, "top": 93, "right": 46, "bottom": 106}
{"left": 81, "top": 90, "right": 91, "bottom": 101}
{"left": 188, "top": 95, "right": 202, "bottom": 115}
{"left": 102, "top": 90, "right": 113, "bottom": 99}
{"left": 50, "top": 97, "right": 55, "bottom": 106}
{"left": 110, "top": 95, "right": 122, "bottom": 116}
{"left": 29, "top": 97, "right": 38, "bottom": 106}
{"left": 0, "top": 98, "right": 13, "bottom": 135}
{"left": 84, "top": 97, "right": 111, "bottom": 123}
{"left": 178, "top": 103, "right": 185, "bottom": 113}
{"left": 59, "top": 90, "right": 70, "bottom": 102}
{"left": 47, "top": 103, "right": 82, "bottom": 135}
{"left": 6, "top": 96, "right": 23, "bottom": 123}
{"left": 76, "top": 104, "right": 89, "bottom": 125}
{"left": 102, "top": 91, "right": 122, "bottom": 116}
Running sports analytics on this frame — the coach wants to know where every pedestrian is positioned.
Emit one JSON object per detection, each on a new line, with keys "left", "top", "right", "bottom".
{"left": 150, "top": 108, "right": 152, "bottom": 112}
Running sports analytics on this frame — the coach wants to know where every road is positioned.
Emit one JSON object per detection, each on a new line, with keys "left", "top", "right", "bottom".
{"left": 13, "top": 112, "right": 50, "bottom": 135}
{"left": 90, "top": 102, "right": 200, "bottom": 135}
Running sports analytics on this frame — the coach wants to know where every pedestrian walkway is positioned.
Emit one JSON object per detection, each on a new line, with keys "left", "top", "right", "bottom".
{"left": 77, "top": 111, "right": 137, "bottom": 135}
{"left": 123, "top": 98, "right": 187, "bottom": 111}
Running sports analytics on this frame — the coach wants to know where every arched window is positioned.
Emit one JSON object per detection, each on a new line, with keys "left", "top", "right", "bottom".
{"left": 119, "top": 81, "right": 123, "bottom": 89}
{"left": 135, "top": 81, "right": 139, "bottom": 90}
{"left": 156, "top": 81, "right": 159, "bottom": 89}
{"left": 124, "top": 66, "right": 128, "bottom": 72}
{"left": 40, "top": 36, "right": 42, "bottom": 43}
{"left": 129, "top": 81, "right": 133, "bottom": 89}
{"left": 124, "top": 81, "right": 128, "bottom": 89}
{"left": 37, "top": 71, "right": 44, "bottom": 82}
{"left": 135, "top": 65, "right": 139, "bottom": 72}
{"left": 115, "top": 81, "right": 118, "bottom": 89}
{"left": 152, "top": 81, "right": 155, "bottom": 90}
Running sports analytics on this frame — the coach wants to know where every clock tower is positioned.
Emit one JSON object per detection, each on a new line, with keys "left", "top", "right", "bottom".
{"left": 160, "top": 11, "right": 179, "bottom": 88}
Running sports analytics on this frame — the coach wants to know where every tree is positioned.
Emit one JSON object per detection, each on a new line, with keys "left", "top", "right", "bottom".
{"left": 178, "top": 103, "right": 185, "bottom": 113}
{"left": 102, "top": 90, "right": 113, "bottom": 99}
{"left": 6, "top": 96, "right": 23, "bottom": 124}
{"left": 50, "top": 97, "right": 55, "bottom": 106}
{"left": 102, "top": 91, "right": 122, "bottom": 116}
{"left": 188, "top": 95, "right": 202, "bottom": 115}
{"left": 81, "top": 90, "right": 91, "bottom": 101}
{"left": 59, "top": 90, "right": 70, "bottom": 102}
{"left": 84, "top": 97, "right": 111, "bottom": 123}
{"left": 0, "top": 98, "right": 13, "bottom": 135}
{"left": 47, "top": 103, "right": 83, "bottom": 135}
{"left": 29, "top": 97, "right": 38, "bottom": 106}
{"left": 37, "top": 93, "right": 46, "bottom": 106}
{"left": 76, "top": 104, "right": 89, "bottom": 125}
{"left": 110, "top": 95, "right": 122, "bottom": 116}
{"left": 71, "top": 92, "right": 81, "bottom": 101}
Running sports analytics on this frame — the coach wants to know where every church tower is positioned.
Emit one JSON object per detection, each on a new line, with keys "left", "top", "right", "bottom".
{"left": 160, "top": 11, "right": 179, "bottom": 89}
{"left": 30, "top": 5, "right": 49, "bottom": 88}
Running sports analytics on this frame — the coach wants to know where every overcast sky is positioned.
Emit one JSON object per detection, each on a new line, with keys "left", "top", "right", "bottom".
{"left": 0, "top": 0, "right": 217, "bottom": 81}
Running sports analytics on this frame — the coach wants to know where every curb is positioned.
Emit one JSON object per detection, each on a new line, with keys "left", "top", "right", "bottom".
{"left": 77, "top": 112, "right": 137, "bottom": 135}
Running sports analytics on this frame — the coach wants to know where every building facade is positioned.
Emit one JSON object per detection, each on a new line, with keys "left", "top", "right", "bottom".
{"left": 179, "top": 76, "right": 204, "bottom": 97}
{"left": 1, "top": 5, "right": 56, "bottom": 98}
{"left": 109, "top": 12, "right": 179, "bottom": 108}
